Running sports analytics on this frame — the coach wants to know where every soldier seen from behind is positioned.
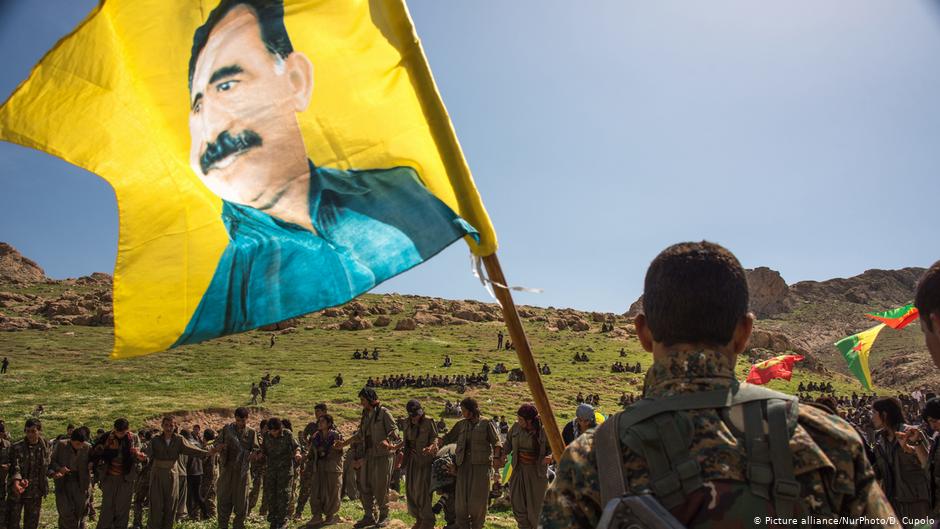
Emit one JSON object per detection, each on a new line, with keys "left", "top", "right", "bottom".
{"left": 540, "top": 241, "right": 900, "bottom": 529}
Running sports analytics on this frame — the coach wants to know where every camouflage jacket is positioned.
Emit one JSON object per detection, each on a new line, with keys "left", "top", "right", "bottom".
{"left": 540, "top": 349, "right": 900, "bottom": 529}
{"left": 261, "top": 430, "right": 299, "bottom": 477}
{"left": 9, "top": 437, "right": 49, "bottom": 499}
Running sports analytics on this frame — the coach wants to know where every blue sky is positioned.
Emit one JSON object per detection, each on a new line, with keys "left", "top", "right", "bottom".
{"left": 1, "top": 1, "right": 938, "bottom": 313}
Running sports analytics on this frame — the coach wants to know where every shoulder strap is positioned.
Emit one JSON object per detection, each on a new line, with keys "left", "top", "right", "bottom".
{"left": 596, "top": 413, "right": 626, "bottom": 506}
{"left": 766, "top": 399, "right": 800, "bottom": 517}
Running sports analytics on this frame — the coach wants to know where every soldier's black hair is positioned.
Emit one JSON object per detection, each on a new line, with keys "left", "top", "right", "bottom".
{"left": 924, "top": 397, "right": 940, "bottom": 421}
{"left": 359, "top": 388, "right": 379, "bottom": 404}
{"left": 872, "top": 397, "right": 906, "bottom": 430}
{"left": 460, "top": 397, "right": 480, "bottom": 419}
{"left": 70, "top": 429, "right": 87, "bottom": 443}
{"left": 267, "top": 417, "right": 283, "bottom": 431}
{"left": 260, "top": 418, "right": 269, "bottom": 429}
{"left": 189, "top": 0, "right": 294, "bottom": 92}
{"left": 204, "top": 428, "right": 217, "bottom": 441}
{"left": 643, "top": 241, "right": 749, "bottom": 347}
{"left": 314, "top": 403, "right": 328, "bottom": 412}
{"left": 114, "top": 418, "right": 130, "bottom": 432}
{"left": 319, "top": 414, "right": 334, "bottom": 428}
{"left": 915, "top": 260, "right": 940, "bottom": 331}
{"left": 234, "top": 407, "right": 250, "bottom": 419}
{"left": 24, "top": 418, "right": 40, "bottom": 430}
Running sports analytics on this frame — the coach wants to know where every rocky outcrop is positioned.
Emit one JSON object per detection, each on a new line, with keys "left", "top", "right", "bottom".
{"left": 0, "top": 242, "right": 46, "bottom": 284}
{"left": 374, "top": 315, "right": 391, "bottom": 327}
{"left": 339, "top": 316, "right": 372, "bottom": 331}
{"left": 394, "top": 318, "right": 417, "bottom": 331}
{"left": 746, "top": 267, "right": 790, "bottom": 318}
{"left": 788, "top": 268, "right": 923, "bottom": 308}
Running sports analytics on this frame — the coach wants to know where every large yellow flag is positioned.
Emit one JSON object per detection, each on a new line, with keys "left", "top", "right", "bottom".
{"left": 0, "top": 0, "right": 495, "bottom": 358}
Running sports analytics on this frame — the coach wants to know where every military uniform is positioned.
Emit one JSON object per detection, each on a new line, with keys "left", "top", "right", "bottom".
{"left": 145, "top": 434, "right": 207, "bottom": 529}
{"left": 200, "top": 449, "right": 218, "bottom": 519}
{"left": 307, "top": 429, "right": 344, "bottom": 524}
{"left": 540, "top": 349, "right": 902, "bottom": 529}
{"left": 49, "top": 439, "right": 92, "bottom": 529}
{"left": 441, "top": 417, "right": 501, "bottom": 529}
{"left": 215, "top": 423, "right": 259, "bottom": 529}
{"left": 131, "top": 454, "right": 151, "bottom": 529}
{"left": 430, "top": 444, "right": 458, "bottom": 529}
{"left": 294, "top": 421, "right": 317, "bottom": 518}
{"left": 341, "top": 441, "right": 360, "bottom": 501}
{"left": 247, "top": 454, "right": 266, "bottom": 516}
{"left": 260, "top": 430, "right": 300, "bottom": 528}
{"left": 7, "top": 437, "right": 49, "bottom": 529}
{"left": 503, "top": 423, "right": 549, "bottom": 529}
{"left": 874, "top": 428, "right": 931, "bottom": 522}
{"left": 0, "top": 436, "right": 12, "bottom": 529}
{"left": 349, "top": 406, "right": 399, "bottom": 523}
{"left": 404, "top": 416, "right": 438, "bottom": 529}
{"left": 94, "top": 431, "right": 142, "bottom": 529}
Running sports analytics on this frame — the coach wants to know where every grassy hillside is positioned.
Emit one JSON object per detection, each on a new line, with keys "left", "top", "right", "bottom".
{"left": 0, "top": 287, "right": 919, "bottom": 529}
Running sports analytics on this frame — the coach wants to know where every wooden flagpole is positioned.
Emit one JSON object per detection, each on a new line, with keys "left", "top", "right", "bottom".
{"left": 482, "top": 254, "right": 565, "bottom": 461}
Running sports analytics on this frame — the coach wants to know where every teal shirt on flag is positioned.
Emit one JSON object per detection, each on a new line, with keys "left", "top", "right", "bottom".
{"left": 174, "top": 162, "right": 477, "bottom": 346}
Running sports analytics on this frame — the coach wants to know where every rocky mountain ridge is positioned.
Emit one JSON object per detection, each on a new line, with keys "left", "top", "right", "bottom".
{"left": 0, "top": 242, "right": 934, "bottom": 390}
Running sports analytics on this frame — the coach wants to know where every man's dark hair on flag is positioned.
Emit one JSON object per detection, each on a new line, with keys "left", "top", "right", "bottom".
{"left": 642, "top": 240, "right": 749, "bottom": 346}
{"left": 915, "top": 260, "right": 940, "bottom": 331}
{"left": 189, "top": 0, "right": 293, "bottom": 92}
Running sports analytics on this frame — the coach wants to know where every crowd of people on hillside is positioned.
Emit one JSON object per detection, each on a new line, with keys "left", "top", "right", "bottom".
{"left": 352, "top": 348, "right": 380, "bottom": 361}
{"left": 365, "top": 372, "right": 490, "bottom": 391}
{"left": 0, "top": 392, "right": 564, "bottom": 529}
{"left": 610, "top": 361, "right": 642, "bottom": 373}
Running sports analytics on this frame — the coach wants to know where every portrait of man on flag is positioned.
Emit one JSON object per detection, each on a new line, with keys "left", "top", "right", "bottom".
{"left": 178, "top": 0, "right": 478, "bottom": 345}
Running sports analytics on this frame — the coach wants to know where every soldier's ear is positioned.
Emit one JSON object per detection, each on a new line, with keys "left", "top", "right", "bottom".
{"left": 635, "top": 313, "right": 654, "bottom": 353}
{"left": 730, "top": 312, "right": 754, "bottom": 356}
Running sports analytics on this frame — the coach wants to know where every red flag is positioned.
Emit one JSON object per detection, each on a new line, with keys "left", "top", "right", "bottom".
{"left": 746, "top": 354, "right": 805, "bottom": 385}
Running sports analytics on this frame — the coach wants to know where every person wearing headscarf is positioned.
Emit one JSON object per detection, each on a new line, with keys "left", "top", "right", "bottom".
{"left": 399, "top": 399, "right": 438, "bottom": 529}
{"left": 438, "top": 397, "right": 501, "bottom": 529}
{"left": 342, "top": 388, "right": 399, "bottom": 528}
{"left": 504, "top": 403, "right": 551, "bottom": 529}
{"left": 561, "top": 403, "right": 598, "bottom": 446}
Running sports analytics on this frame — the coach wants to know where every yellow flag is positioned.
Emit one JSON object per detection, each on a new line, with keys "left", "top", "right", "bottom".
{"left": 0, "top": 0, "right": 495, "bottom": 358}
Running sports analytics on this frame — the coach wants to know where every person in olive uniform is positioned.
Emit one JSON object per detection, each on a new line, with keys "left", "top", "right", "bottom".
{"left": 306, "top": 414, "right": 344, "bottom": 527}
{"left": 93, "top": 418, "right": 147, "bottom": 529}
{"left": 871, "top": 397, "right": 931, "bottom": 524}
{"left": 8, "top": 418, "right": 49, "bottom": 529}
{"left": 215, "top": 408, "right": 260, "bottom": 529}
{"left": 247, "top": 419, "right": 269, "bottom": 516}
{"left": 259, "top": 417, "right": 301, "bottom": 529}
{"left": 399, "top": 399, "right": 438, "bottom": 529}
{"left": 342, "top": 388, "right": 399, "bottom": 528}
{"left": 295, "top": 403, "right": 329, "bottom": 518}
{"left": 503, "top": 404, "right": 550, "bottom": 529}
{"left": 145, "top": 417, "right": 210, "bottom": 529}
{"left": 438, "top": 398, "right": 501, "bottom": 529}
{"left": 199, "top": 428, "right": 219, "bottom": 520}
{"left": 0, "top": 421, "right": 14, "bottom": 529}
{"left": 131, "top": 430, "right": 154, "bottom": 529}
{"left": 49, "top": 429, "right": 92, "bottom": 529}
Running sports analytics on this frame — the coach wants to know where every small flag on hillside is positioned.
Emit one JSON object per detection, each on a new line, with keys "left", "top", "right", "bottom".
{"left": 745, "top": 354, "right": 804, "bottom": 385}
{"left": 865, "top": 303, "right": 919, "bottom": 330}
{"left": 0, "top": 0, "right": 496, "bottom": 358}
{"left": 835, "top": 323, "right": 886, "bottom": 390}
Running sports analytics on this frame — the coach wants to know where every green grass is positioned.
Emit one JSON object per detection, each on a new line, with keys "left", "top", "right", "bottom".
{"left": 0, "top": 292, "right": 908, "bottom": 529}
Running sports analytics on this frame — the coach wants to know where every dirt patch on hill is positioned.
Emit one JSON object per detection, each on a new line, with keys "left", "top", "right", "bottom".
{"left": 143, "top": 406, "right": 362, "bottom": 436}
